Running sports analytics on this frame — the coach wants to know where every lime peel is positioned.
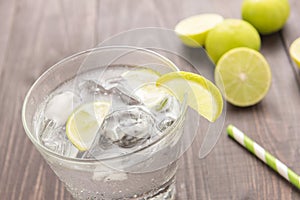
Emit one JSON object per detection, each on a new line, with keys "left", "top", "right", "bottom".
{"left": 156, "top": 71, "right": 223, "bottom": 122}
{"left": 242, "top": 0, "right": 290, "bottom": 35}
{"left": 205, "top": 19, "right": 261, "bottom": 64}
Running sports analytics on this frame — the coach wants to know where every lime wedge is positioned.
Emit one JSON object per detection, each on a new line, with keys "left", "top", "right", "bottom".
{"left": 215, "top": 47, "right": 271, "bottom": 107}
{"left": 175, "top": 14, "right": 224, "bottom": 47}
{"left": 66, "top": 101, "right": 111, "bottom": 151}
{"left": 289, "top": 37, "right": 300, "bottom": 68}
{"left": 156, "top": 71, "right": 223, "bottom": 122}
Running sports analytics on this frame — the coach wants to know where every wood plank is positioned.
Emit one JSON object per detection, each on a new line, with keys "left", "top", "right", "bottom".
{"left": 0, "top": 0, "right": 46, "bottom": 198}
{"left": 0, "top": 0, "right": 16, "bottom": 76}
{"left": 0, "top": 0, "right": 97, "bottom": 199}
{"left": 282, "top": 0, "right": 300, "bottom": 84}
{"left": 96, "top": 0, "right": 242, "bottom": 42}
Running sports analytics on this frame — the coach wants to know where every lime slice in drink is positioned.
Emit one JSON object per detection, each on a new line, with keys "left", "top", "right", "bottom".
{"left": 121, "top": 68, "right": 160, "bottom": 90}
{"left": 66, "top": 101, "right": 111, "bottom": 151}
{"left": 289, "top": 37, "right": 300, "bottom": 68}
{"left": 175, "top": 14, "right": 224, "bottom": 47}
{"left": 156, "top": 71, "right": 223, "bottom": 122}
{"left": 215, "top": 47, "right": 271, "bottom": 107}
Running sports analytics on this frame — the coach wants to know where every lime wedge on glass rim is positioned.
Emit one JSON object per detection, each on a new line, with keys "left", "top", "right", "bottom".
{"left": 215, "top": 47, "right": 271, "bottom": 107}
{"left": 156, "top": 71, "right": 223, "bottom": 122}
{"left": 66, "top": 101, "right": 111, "bottom": 151}
{"left": 175, "top": 14, "right": 224, "bottom": 47}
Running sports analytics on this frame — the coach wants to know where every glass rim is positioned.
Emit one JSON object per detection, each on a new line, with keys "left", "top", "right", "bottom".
{"left": 22, "top": 45, "right": 188, "bottom": 164}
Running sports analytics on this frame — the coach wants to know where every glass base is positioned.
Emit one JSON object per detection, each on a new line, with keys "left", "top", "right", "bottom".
{"left": 68, "top": 176, "right": 176, "bottom": 200}
{"left": 141, "top": 181, "right": 176, "bottom": 200}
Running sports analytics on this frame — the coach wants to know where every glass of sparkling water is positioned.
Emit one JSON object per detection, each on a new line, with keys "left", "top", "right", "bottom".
{"left": 22, "top": 47, "right": 191, "bottom": 200}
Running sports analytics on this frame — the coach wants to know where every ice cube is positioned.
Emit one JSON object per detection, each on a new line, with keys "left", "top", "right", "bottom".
{"left": 39, "top": 119, "right": 79, "bottom": 157}
{"left": 157, "top": 117, "right": 175, "bottom": 131}
{"left": 78, "top": 79, "right": 140, "bottom": 106}
{"left": 78, "top": 80, "right": 107, "bottom": 94}
{"left": 44, "top": 91, "right": 81, "bottom": 126}
{"left": 151, "top": 95, "right": 181, "bottom": 131}
{"left": 103, "top": 76, "right": 125, "bottom": 90}
{"left": 86, "top": 106, "right": 157, "bottom": 158}
{"left": 103, "top": 106, "right": 155, "bottom": 145}
{"left": 103, "top": 77, "right": 142, "bottom": 106}
{"left": 78, "top": 80, "right": 110, "bottom": 102}
{"left": 111, "top": 86, "right": 142, "bottom": 106}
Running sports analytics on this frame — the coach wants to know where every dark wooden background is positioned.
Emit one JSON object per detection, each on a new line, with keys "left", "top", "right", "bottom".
{"left": 1, "top": 0, "right": 300, "bottom": 199}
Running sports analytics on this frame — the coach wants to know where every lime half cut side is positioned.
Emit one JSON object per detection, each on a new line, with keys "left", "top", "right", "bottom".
{"left": 289, "top": 37, "right": 300, "bottom": 68}
{"left": 66, "top": 101, "right": 111, "bottom": 151}
{"left": 175, "top": 14, "right": 224, "bottom": 47}
{"left": 156, "top": 71, "right": 223, "bottom": 122}
{"left": 215, "top": 47, "right": 271, "bottom": 107}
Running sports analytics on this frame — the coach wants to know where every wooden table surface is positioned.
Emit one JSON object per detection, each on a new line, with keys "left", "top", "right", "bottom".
{"left": 1, "top": 0, "right": 300, "bottom": 199}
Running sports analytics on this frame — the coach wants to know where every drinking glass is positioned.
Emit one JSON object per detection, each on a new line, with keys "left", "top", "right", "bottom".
{"left": 22, "top": 47, "right": 193, "bottom": 200}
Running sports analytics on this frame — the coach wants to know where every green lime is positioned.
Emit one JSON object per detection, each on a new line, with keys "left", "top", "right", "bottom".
{"left": 175, "top": 14, "right": 224, "bottom": 47}
{"left": 156, "top": 71, "right": 223, "bottom": 122}
{"left": 242, "top": 0, "right": 290, "bottom": 35}
{"left": 66, "top": 101, "right": 111, "bottom": 151}
{"left": 215, "top": 47, "right": 271, "bottom": 107}
{"left": 205, "top": 19, "right": 261, "bottom": 64}
{"left": 289, "top": 37, "right": 300, "bottom": 68}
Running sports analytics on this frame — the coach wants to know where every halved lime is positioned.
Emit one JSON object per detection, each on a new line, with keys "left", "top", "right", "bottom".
{"left": 66, "top": 101, "right": 111, "bottom": 151}
{"left": 175, "top": 14, "right": 224, "bottom": 47}
{"left": 215, "top": 47, "right": 271, "bottom": 107}
{"left": 289, "top": 37, "right": 300, "bottom": 68}
{"left": 156, "top": 71, "right": 223, "bottom": 122}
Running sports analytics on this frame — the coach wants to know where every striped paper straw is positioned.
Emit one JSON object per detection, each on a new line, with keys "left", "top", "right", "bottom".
{"left": 227, "top": 124, "right": 300, "bottom": 189}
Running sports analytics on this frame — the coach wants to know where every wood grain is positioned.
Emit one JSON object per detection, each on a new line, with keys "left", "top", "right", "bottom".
{"left": 1, "top": 0, "right": 300, "bottom": 199}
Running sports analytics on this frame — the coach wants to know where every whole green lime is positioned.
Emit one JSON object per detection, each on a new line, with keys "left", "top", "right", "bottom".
{"left": 242, "top": 0, "right": 290, "bottom": 35}
{"left": 205, "top": 19, "right": 261, "bottom": 64}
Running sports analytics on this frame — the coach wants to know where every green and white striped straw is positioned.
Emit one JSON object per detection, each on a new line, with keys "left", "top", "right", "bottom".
{"left": 227, "top": 124, "right": 300, "bottom": 189}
